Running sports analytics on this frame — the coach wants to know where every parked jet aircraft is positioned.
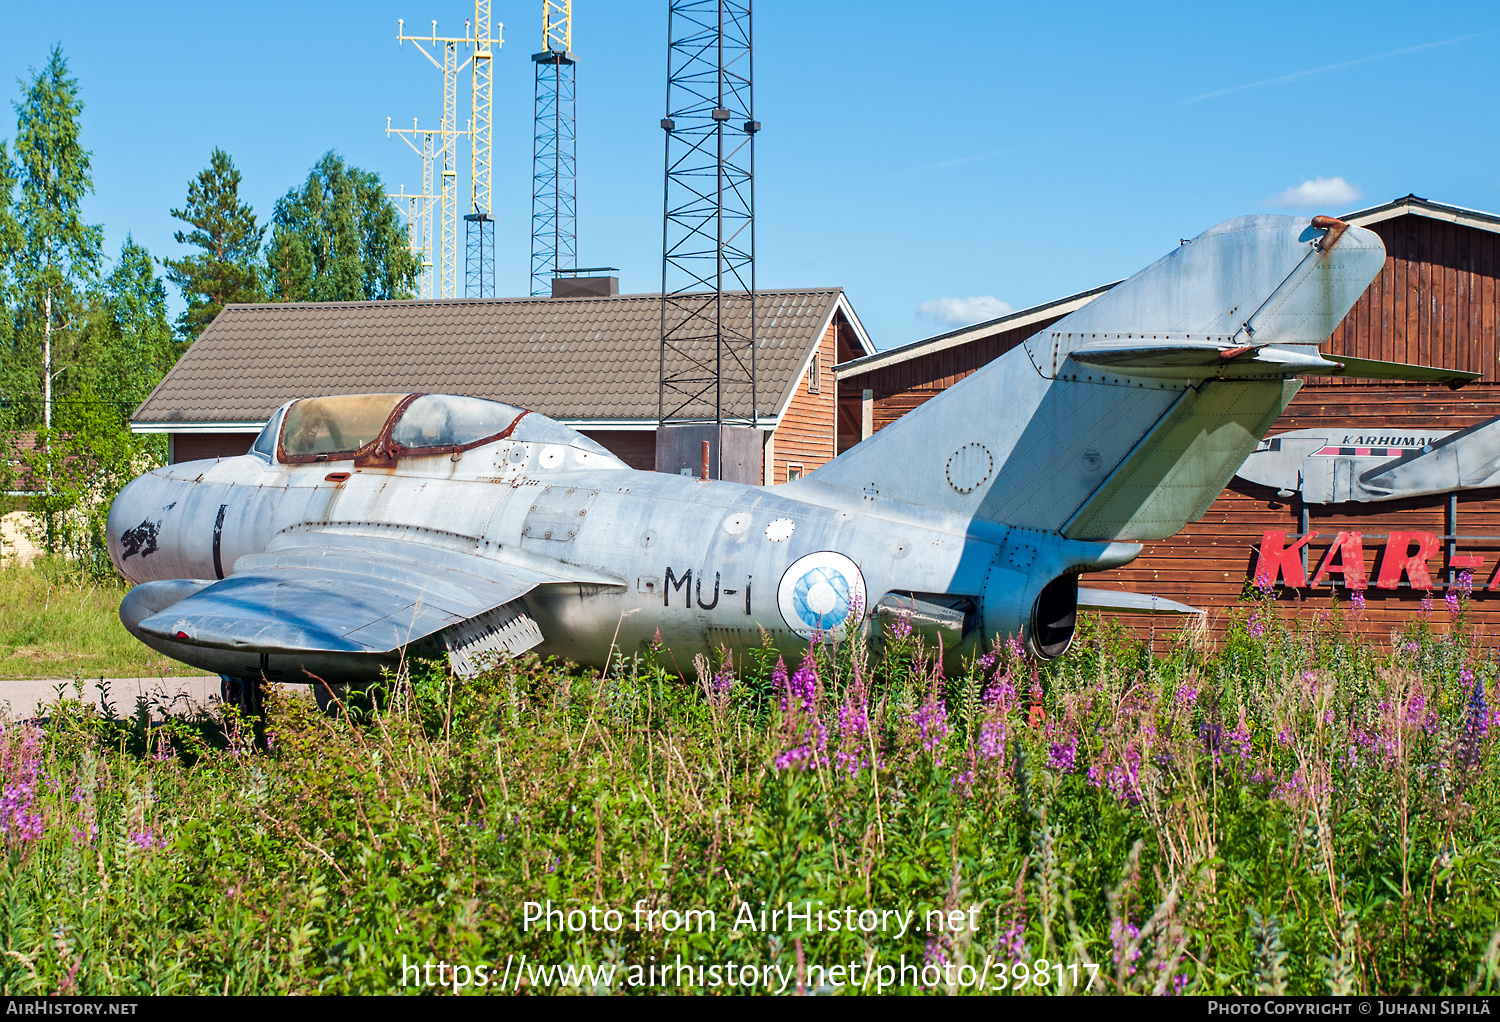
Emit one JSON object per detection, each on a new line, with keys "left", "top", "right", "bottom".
{"left": 105, "top": 214, "right": 1463, "bottom": 706}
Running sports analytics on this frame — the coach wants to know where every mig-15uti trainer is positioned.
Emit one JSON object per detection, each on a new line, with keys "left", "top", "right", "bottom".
{"left": 105, "top": 214, "right": 1474, "bottom": 707}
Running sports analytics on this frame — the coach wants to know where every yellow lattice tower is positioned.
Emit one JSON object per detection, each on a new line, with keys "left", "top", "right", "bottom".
{"left": 470, "top": 1, "right": 501, "bottom": 221}
{"left": 544, "top": 0, "right": 571, "bottom": 51}
{"left": 395, "top": 17, "right": 473, "bottom": 299}
{"left": 386, "top": 118, "right": 438, "bottom": 298}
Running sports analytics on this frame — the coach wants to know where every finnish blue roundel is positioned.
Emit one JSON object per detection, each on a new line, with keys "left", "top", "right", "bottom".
{"left": 777, "top": 551, "right": 868, "bottom": 640}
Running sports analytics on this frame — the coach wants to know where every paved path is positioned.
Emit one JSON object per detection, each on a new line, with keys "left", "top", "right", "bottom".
{"left": 0, "top": 675, "right": 306, "bottom": 720}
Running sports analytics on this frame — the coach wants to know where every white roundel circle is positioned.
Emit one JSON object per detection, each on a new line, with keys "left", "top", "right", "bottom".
{"left": 538, "top": 445, "right": 565, "bottom": 469}
{"left": 777, "top": 551, "right": 868, "bottom": 640}
{"left": 722, "top": 512, "right": 752, "bottom": 535}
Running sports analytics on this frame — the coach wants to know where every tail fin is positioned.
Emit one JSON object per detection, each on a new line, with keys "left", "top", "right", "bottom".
{"left": 809, "top": 215, "right": 1387, "bottom": 542}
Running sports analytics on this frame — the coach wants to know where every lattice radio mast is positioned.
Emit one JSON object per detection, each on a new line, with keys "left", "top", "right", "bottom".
{"left": 386, "top": 121, "right": 437, "bottom": 298}
{"left": 658, "top": 0, "right": 759, "bottom": 430}
{"left": 392, "top": 7, "right": 498, "bottom": 299}
{"left": 465, "top": 1, "right": 501, "bottom": 298}
{"left": 530, "top": 1, "right": 578, "bottom": 296}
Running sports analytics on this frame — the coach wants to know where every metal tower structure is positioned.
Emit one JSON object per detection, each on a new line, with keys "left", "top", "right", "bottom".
{"left": 465, "top": 1, "right": 501, "bottom": 298}
{"left": 658, "top": 0, "right": 759, "bottom": 430}
{"left": 386, "top": 121, "right": 438, "bottom": 298}
{"left": 395, "top": 16, "right": 473, "bottom": 299}
{"left": 530, "top": 1, "right": 577, "bottom": 296}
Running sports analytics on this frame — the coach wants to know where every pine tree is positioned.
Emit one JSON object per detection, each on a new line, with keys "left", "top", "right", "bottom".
{"left": 161, "top": 148, "right": 264, "bottom": 339}
{"left": 264, "top": 152, "right": 420, "bottom": 303}
{"left": 9, "top": 45, "right": 103, "bottom": 432}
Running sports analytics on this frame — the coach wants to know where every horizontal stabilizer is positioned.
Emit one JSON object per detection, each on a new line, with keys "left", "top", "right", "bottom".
{"left": 1077, "top": 588, "right": 1203, "bottom": 616}
{"left": 1069, "top": 343, "right": 1339, "bottom": 379}
{"left": 1303, "top": 354, "right": 1479, "bottom": 389}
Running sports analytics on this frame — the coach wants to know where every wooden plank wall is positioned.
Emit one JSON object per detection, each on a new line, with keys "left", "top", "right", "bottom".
{"left": 582, "top": 430, "right": 656, "bottom": 471}
{"left": 1324, "top": 215, "right": 1500, "bottom": 382}
{"left": 170, "top": 433, "right": 255, "bottom": 464}
{"left": 843, "top": 313, "right": 1072, "bottom": 430}
{"left": 772, "top": 313, "right": 865, "bottom": 483}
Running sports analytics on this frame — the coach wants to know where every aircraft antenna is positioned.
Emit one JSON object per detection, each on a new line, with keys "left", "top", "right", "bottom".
{"left": 657, "top": 0, "right": 759, "bottom": 434}
{"left": 530, "top": 1, "right": 578, "bottom": 296}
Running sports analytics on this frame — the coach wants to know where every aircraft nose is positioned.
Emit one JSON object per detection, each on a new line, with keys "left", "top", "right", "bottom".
{"left": 106, "top": 472, "right": 164, "bottom": 582}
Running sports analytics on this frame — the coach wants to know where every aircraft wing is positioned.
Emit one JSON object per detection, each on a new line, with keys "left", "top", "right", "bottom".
{"left": 130, "top": 528, "right": 626, "bottom": 676}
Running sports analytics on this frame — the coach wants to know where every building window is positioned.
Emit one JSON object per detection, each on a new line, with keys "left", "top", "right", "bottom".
{"left": 786, "top": 463, "right": 804, "bottom": 482}
{"left": 807, "top": 352, "right": 821, "bottom": 393}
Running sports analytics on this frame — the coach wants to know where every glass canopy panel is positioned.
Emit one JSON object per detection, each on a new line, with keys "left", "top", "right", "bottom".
{"left": 280, "top": 394, "right": 408, "bottom": 458}
{"left": 391, "top": 394, "right": 526, "bottom": 449}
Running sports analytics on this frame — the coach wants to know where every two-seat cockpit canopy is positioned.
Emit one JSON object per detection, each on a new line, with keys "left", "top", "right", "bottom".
{"left": 250, "top": 393, "right": 621, "bottom": 468}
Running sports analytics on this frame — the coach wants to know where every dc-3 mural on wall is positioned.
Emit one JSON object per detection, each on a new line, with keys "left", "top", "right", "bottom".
{"left": 1238, "top": 417, "right": 1500, "bottom": 592}
{"left": 105, "top": 214, "right": 1475, "bottom": 706}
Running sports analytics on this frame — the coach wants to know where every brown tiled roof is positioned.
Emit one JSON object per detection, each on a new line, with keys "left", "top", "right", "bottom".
{"left": 133, "top": 288, "right": 854, "bottom": 426}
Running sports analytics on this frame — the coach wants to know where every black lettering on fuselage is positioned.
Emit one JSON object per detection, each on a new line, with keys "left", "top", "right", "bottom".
{"left": 697, "top": 572, "right": 720, "bottom": 610}
{"left": 664, "top": 566, "right": 691, "bottom": 607}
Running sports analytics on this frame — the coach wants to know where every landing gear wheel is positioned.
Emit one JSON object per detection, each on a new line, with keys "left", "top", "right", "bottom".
{"left": 219, "top": 675, "right": 265, "bottom": 716}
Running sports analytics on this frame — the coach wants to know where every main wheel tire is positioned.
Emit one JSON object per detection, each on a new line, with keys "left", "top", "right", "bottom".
{"left": 219, "top": 675, "right": 265, "bottom": 716}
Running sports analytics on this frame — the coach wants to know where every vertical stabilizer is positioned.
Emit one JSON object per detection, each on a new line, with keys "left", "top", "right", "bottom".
{"left": 807, "top": 215, "right": 1386, "bottom": 541}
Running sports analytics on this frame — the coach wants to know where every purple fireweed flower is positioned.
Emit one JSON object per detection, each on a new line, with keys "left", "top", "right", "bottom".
{"left": 129, "top": 829, "right": 166, "bottom": 851}
{"left": 1248, "top": 611, "right": 1265, "bottom": 639}
{"left": 1447, "top": 588, "right": 1461, "bottom": 615}
{"left": 1351, "top": 589, "right": 1367, "bottom": 613}
{"left": 1047, "top": 734, "right": 1078, "bottom": 773}
{"left": 772, "top": 657, "right": 790, "bottom": 710}
{"left": 1174, "top": 683, "right": 1199, "bottom": 713}
{"left": 911, "top": 696, "right": 951, "bottom": 753}
{"left": 834, "top": 689, "right": 871, "bottom": 777}
{"left": 1110, "top": 920, "right": 1143, "bottom": 976}
{"left": 1460, "top": 674, "right": 1489, "bottom": 769}
{"left": 1254, "top": 572, "right": 1275, "bottom": 597}
{"left": 984, "top": 671, "right": 1015, "bottom": 707}
{"left": 1227, "top": 711, "right": 1252, "bottom": 762}
{"left": 979, "top": 716, "right": 1007, "bottom": 761}
{"left": 0, "top": 724, "right": 45, "bottom": 848}
{"left": 1459, "top": 569, "right": 1475, "bottom": 597}
{"left": 1420, "top": 591, "right": 1434, "bottom": 616}
{"left": 891, "top": 608, "right": 914, "bottom": 639}
{"left": 785, "top": 654, "right": 819, "bottom": 713}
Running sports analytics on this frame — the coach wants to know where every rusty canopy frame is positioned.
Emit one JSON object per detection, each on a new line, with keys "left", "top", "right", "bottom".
{"left": 658, "top": 0, "right": 759, "bottom": 428}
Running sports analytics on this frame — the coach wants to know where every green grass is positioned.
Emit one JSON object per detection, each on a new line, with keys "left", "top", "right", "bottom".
{"left": 0, "top": 561, "right": 210, "bottom": 680}
{"left": 1, "top": 588, "right": 1498, "bottom": 995}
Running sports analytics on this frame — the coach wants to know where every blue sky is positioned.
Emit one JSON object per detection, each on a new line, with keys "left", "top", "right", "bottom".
{"left": 3, "top": 1, "right": 1498, "bottom": 350}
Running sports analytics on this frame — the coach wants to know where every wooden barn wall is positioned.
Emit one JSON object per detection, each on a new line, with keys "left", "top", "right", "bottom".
{"left": 1322, "top": 215, "right": 1500, "bottom": 382}
{"left": 772, "top": 313, "right": 862, "bottom": 483}
{"left": 842, "top": 313, "right": 1071, "bottom": 430}
{"left": 581, "top": 430, "right": 656, "bottom": 472}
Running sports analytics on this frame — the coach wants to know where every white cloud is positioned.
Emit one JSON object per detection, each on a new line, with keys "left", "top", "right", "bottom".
{"left": 1269, "top": 176, "right": 1362, "bottom": 208}
{"left": 918, "top": 295, "right": 1014, "bottom": 327}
